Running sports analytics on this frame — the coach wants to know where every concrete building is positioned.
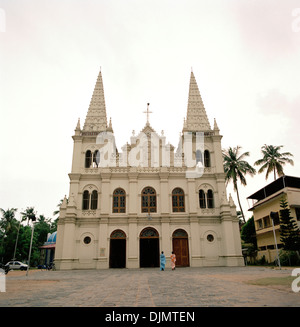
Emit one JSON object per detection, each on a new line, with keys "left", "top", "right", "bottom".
{"left": 54, "top": 70, "right": 244, "bottom": 269}
{"left": 248, "top": 175, "right": 300, "bottom": 263}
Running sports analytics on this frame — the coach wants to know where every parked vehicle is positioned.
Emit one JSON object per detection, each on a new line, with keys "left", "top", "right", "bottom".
{"left": 5, "top": 261, "right": 28, "bottom": 271}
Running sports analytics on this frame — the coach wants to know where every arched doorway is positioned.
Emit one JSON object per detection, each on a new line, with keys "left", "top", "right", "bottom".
{"left": 109, "top": 230, "right": 126, "bottom": 268}
{"left": 139, "top": 227, "right": 159, "bottom": 268}
{"left": 172, "top": 229, "right": 190, "bottom": 267}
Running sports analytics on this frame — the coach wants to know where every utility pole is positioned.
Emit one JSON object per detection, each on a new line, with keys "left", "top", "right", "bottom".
{"left": 26, "top": 214, "right": 36, "bottom": 277}
{"left": 270, "top": 211, "right": 281, "bottom": 270}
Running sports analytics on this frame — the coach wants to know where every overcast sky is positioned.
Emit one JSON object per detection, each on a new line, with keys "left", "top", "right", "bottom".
{"left": 0, "top": 0, "right": 300, "bottom": 222}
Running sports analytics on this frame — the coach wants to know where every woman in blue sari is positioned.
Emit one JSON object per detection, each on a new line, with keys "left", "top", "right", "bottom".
{"left": 160, "top": 251, "right": 166, "bottom": 271}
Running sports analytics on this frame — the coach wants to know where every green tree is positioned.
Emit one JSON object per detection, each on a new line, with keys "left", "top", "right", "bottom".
{"left": 0, "top": 208, "right": 18, "bottom": 262}
{"left": 279, "top": 197, "right": 300, "bottom": 252}
{"left": 20, "top": 207, "right": 36, "bottom": 225}
{"left": 241, "top": 216, "right": 257, "bottom": 249}
{"left": 223, "top": 146, "right": 256, "bottom": 224}
{"left": 34, "top": 215, "right": 52, "bottom": 246}
{"left": 0, "top": 208, "right": 18, "bottom": 234}
{"left": 254, "top": 144, "right": 294, "bottom": 181}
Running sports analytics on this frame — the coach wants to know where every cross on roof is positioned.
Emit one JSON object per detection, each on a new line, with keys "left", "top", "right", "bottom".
{"left": 143, "top": 103, "right": 152, "bottom": 124}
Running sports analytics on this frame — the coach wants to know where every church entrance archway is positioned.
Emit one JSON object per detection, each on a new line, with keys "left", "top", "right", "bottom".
{"left": 172, "top": 229, "right": 190, "bottom": 267}
{"left": 109, "top": 230, "right": 126, "bottom": 268}
{"left": 139, "top": 227, "right": 159, "bottom": 268}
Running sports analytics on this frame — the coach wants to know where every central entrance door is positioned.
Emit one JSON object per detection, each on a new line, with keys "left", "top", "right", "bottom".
{"left": 172, "top": 229, "right": 190, "bottom": 267}
{"left": 109, "top": 230, "right": 126, "bottom": 268}
{"left": 139, "top": 227, "right": 159, "bottom": 268}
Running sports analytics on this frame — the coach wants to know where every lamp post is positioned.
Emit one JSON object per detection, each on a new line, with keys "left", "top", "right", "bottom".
{"left": 12, "top": 217, "right": 22, "bottom": 261}
{"left": 26, "top": 214, "right": 36, "bottom": 276}
{"left": 270, "top": 211, "right": 281, "bottom": 270}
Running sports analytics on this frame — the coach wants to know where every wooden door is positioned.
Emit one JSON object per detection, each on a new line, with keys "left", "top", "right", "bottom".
{"left": 172, "top": 238, "right": 189, "bottom": 267}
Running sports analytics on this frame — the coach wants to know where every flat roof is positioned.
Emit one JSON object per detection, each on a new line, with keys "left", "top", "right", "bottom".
{"left": 247, "top": 175, "right": 300, "bottom": 201}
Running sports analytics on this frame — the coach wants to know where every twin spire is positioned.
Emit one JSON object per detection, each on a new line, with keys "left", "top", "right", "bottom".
{"left": 183, "top": 71, "right": 211, "bottom": 132}
{"left": 83, "top": 69, "right": 108, "bottom": 132}
{"left": 81, "top": 69, "right": 215, "bottom": 134}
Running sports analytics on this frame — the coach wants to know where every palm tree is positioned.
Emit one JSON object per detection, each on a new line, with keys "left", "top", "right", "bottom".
{"left": 20, "top": 207, "right": 36, "bottom": 225}
{"left": 0, "top": 208, "right": 18, "bottom": 234}
{"left": 223, "top": 146, "right": 256, "bottom": 224}
{"left": 0, "top": 208, "right": 18, "bottom": 261}
{"left": 254, "top": 144, "right": 294, "bottom": 180}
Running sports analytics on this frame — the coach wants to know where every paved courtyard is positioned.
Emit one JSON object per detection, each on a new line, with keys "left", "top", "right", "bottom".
{"left": 0, "top": 266, "right": 299, "bottom": 307}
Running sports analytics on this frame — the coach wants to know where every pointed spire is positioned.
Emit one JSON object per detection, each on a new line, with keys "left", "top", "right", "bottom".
{"left": 107, "top": 117, "right": 114, "bottom": 133}
{"left": 61, "top": 195, "right": 68, "bottom": 209}
{"left": 183, "top": 71, "right": 211, "bottom": 132}
{"left": 83, "top": 69, "right": 108, "bottom": 132}
{"left": 229, "top": 193, "right": 236, "bottom": 207}
{"left": 213, "top": 118, "right": 219, "bottom": 130}
{"left": 75, "top": 118, "right": 81, "bottom": 136}
{"left": 76, "top": 118, "right": 81, "bottom": 130}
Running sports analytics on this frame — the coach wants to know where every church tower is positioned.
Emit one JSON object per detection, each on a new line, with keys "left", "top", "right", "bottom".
{"left": 55, "top": 69, "right": 244, "bottom": 270}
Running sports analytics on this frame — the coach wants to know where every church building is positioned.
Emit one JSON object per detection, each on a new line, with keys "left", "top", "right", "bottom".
{"left": 54, "top": 69, "right": 244, "bottom": 269}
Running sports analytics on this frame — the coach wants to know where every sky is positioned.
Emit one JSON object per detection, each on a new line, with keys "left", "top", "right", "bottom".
{"left": 0, "top": 0, "right": 300, "bottom": 222}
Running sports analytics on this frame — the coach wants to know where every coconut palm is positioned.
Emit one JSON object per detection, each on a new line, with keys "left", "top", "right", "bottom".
{"left": 20, "top": 207, "right": 36, "bottom": 225}
{"left": 223, "top": 146, "right": 256, "bottom": 224}
{"left": 0, "top": 208, "right": 18, "bottom": 234}
{"left": 254, "top": 144, "right": 294, "bottom": 181}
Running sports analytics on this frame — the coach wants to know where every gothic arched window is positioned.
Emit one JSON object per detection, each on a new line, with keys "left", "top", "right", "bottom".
{"left": 113, "top": 188, "right": 126, "bottom": 213}
{"left": 196, "top": 150, "right": 203, "bottom": 165}
{"left": 204, "top": 150, "right": 211, "bottom": 167}
{"left": 85, "top": 150, "right": 92, "bottom": 168}
{"left": 93, "top": 150, "right": 100, "bottom": 167}
{"left": 199, "top": 189, "right": 206, "bottom": 209}
{"left": 90, "top": 190, "right": 98, "bottom": 210}
{"left": 141, "top": 187, "right": 157, "bottom": 213}
{"left": 172, "top": 188, "right": 185, "bottom": 212}
{"left": 207, "top": 189, "right": 214, "bottom": 208}
{"left": 82, "top": 190, "right": 90, "bottom": 210}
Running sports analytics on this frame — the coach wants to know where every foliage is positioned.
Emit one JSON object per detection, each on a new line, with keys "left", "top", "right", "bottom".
{"left": 241, "top": 216, "right": 257, "bottom": 249}
{"left": 223, "top": 146, "right": 256, "bottom": 223}
{"left": 257, "top": 255, "right": 266, "bottom": 265}
{"left": 254, "top": 144, "right": 294, "bottom": 180}
{"left": 0, "top": 208, "right": 18, "bottom": 234}
{"left": 279, "top": 249, "right": 300, "bottom": 266}
{"left": 0, "top": 207, "right": 56, "bottom": 265}
{"left": 279, "top": 197, "right": 300, "bottom": 252}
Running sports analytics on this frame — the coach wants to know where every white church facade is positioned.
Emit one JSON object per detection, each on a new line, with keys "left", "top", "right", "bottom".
{"left": 54, "top": 70, "right": 244, "bottom": 269}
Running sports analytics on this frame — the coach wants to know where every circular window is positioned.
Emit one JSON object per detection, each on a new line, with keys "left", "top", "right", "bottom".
{"left": 207, "top": 234, "right": 214, "bottom": 242}
{"left": 83, "top": 236, "right": 91, "bottom": 244}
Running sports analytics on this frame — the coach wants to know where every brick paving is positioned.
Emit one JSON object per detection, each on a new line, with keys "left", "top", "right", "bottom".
{"left": 0, "top": 266, "right": 299, "bottom": 307}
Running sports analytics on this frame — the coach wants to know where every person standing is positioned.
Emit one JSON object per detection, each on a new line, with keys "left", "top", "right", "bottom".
{"left": 170, "top": 251, "right": 176, "bottom": 270}
{"left": 160, "top": 251, "right": 166, "bottom": 271}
